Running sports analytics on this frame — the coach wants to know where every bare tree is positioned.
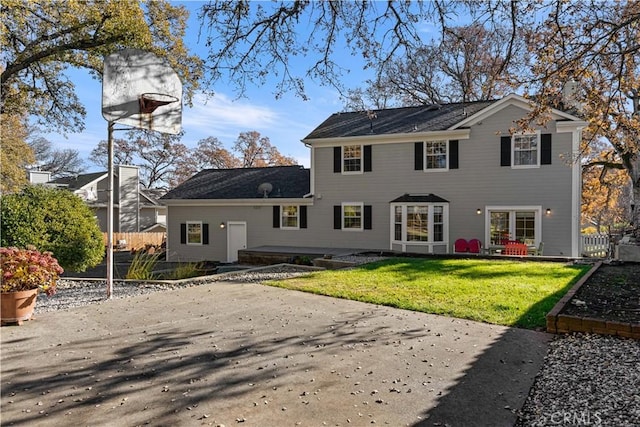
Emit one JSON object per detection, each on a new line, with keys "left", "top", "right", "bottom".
{"left": 28, "top": 137, "right": 85, "bottom": 178}
{"left": 197, "top": 1, "right": 639, "bottom": 231}
{"left": 233, "top": 131, "right": 296, "bottom": 168}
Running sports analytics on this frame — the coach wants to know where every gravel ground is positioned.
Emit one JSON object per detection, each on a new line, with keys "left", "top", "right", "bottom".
{"left": 36, "top": 257, "right": 639, "bottom": 426}
{"left": 515, "top": 334, "right": 640, "bottom": 427}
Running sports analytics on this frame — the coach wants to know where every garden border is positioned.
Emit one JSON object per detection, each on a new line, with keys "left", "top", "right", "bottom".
{"left": 546, "top": 261, "right": 640, "bottom": 339}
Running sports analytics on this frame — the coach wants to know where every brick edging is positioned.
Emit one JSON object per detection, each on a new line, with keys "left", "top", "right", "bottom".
{"left": 546, "top": 261, "right": 640, "bottom": 339}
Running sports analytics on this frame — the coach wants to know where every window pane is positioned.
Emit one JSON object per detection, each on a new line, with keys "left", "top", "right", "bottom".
{"left": 343, "top": 145, "right": 362, "bottom": 172}
{"left": 433, "top": 206, "right": 444, "bottom": 242}
{"left": 343, "top": 205, "right": 362, "bottom": 229}
{"left": 513, "top": 135, "right": 538, "bottom": 166}
{"left": 394, "top": 206, "right": 402, "bottom": 241}
{"left": 407, "top": 206, "right": 428, "bottom": 241}
{"left": 281, "top": 205, "right": 298, "bottom": 228}
{"left": 425, "top": 141, "right": 447, "bottom": 169}
{"left": 490, "top": 212, "right": 510, "bottom": 245}
{"left": 516, "top": 211, "right": 535, "bottom": 244}
{"left": 187, "top": 223, "right": 202, "bottom": 244}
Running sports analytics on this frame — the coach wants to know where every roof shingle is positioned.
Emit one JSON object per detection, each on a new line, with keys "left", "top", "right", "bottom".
{"left": 161, "top": 166, "right": 310, "bottom": 200}
{"left": 303, "top": 100, "right": 496, "bottom": 140}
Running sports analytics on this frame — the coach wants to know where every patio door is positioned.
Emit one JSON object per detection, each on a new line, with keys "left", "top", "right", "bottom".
{"left": 485, "top": 206, "right": 541, "bottom": 246}
{"left": 227, "top": 221, "right": 247, "bottom": 263}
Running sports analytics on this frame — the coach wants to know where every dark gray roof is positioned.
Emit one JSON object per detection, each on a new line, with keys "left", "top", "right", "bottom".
{"left": 49, "top": 172, "right": 107, "bottom": 189}
{"left": 389, "top": 193, "right": 449, "bottom": 203}
{"left": 303, "top": 100, "right": 497, "bottom": 140}
{"left": 161, "top": 166, "right": 310, "bottom": 200}
{"left": 140, "top": 188, "right": 166, "bottom": 206}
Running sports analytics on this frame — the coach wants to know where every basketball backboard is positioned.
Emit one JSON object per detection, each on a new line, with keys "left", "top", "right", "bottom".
{"left": 102, "top": 49, "right": 182, "bottom": 134}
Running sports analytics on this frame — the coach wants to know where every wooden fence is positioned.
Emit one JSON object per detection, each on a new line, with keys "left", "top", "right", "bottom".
{"left": 102, "top": 232, "right": 166, "bottom": 251}
{"left": 580, "top": 233, "right": 610, "bottom": 258}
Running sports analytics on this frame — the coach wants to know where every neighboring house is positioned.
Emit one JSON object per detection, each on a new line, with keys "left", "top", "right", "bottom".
{"left": 41, "top": 165, "right": 167, "bottom": 233}
{"left": 161, "top": 94, "right": 587, "bottom": 262}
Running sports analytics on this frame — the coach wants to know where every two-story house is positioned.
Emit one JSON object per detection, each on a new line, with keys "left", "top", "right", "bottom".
{"left": 161, "top": 94, "right": 587, "bottom": 262}
{"left": 40, "top": 165, "right": 167, "bottom": 233}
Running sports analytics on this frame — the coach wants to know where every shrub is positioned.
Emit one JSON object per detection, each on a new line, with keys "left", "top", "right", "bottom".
{"left": 1, "top": 185, "right": 104, "bottom": 271}
{"left": 167, "top": 262, "right": 200, "bottom": 280}
{"left": 0, "top": 246, "right": 63, "bottom": 295}
{"left": 126, "top": 252, "right": 160, "bottom": 280}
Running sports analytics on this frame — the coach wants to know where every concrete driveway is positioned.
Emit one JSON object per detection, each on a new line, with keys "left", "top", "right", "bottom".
{"left": 1, "top": 281, "right": 550, "bottom": 426}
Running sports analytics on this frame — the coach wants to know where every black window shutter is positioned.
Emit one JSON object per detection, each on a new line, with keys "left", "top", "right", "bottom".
{"left": 449, "top": 140, "right": 459, "bottom": 169}
{"left": 273, "top": 206, "right": 280, "bottom": 228}
{"left": 500, "top": 136, "right": 511, "bottom": 166}
{"left": 414, "top": 142, "right": 424, "bottom": 170}
{"left": 541, "top": 134, "right": 552, "bottom": 165}
{"left": 300, "top": 206, "right": 307, "bottom": 229}
{"left": 333, "top": 146, "right": 341, "bottom": 173}
{"left": 333, "top": 205, "right": 342, "bottom": 229}
{"left": 364, "top": 145, "right": 372, "bottom": 172}
{"left": 202, "top": 223, "right": 209, "bottom": 245}
{"left": 364, "top": 205, "right": 372, "bottom": 230}
{"left": 180, "top": 223, "right": 186, "bottom": 244}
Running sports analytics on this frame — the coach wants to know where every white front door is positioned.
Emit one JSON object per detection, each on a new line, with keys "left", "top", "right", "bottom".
{"left": 227, "top": 221, "right": 247, "bottom": 263}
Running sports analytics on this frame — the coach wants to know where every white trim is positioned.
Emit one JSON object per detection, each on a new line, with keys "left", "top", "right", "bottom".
{"left": 511, "top": 131, "right": 541, "bottom": 169}
{"left": 484, "top": 206, "right": 542, "bottom": 247}
{"left": 450, "top": 93, "right": 584, "bottom": 130}
{"left": 280, "top": 205, "right": 300, "bottom": 230}
{"left": 556, "top": 120, "right": 588, "bottom": 133}
{"left": 423, "top": 139, "right": 450, "bottom": 172}
{"left": 341, "top": 144, "right": 364, "bottom": 175}
{"left": 304, "top": 129, "right": 471, "bottom": 147}
{"left": 186, "top": 220, "right": 203, "bottom": 246}
{"left": 570, "top": 128, "right": 583, "bottom": 257}
{"left": 389, "top": 203, "right": 450, "bottom": 253}
{"left": 341, "top": 202, "right": 364, "bottom": 231}
{"left": 161, "top": 198, "right": 313, "bottom": 207}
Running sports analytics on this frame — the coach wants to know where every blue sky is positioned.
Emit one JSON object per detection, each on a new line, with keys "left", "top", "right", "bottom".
{"left": 41, "top": 1, "right": 385, "bottom": 171}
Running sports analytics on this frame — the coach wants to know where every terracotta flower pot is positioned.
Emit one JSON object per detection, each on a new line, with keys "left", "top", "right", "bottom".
{"left": 1, "top": 288, "right": 39, "bottom": 326}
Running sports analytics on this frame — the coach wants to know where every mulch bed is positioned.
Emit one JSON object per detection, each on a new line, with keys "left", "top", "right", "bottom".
{"left": 560, "top": 262, "right": 640, "bottom": 324}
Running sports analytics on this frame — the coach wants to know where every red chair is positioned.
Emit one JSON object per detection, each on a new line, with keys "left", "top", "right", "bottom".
{"left": 503, "top": 242, "right": 528, "bottom": 255}
{"left": 468, "top": 238, "right": 482, "bottom": 254}
{"left": 454, "top": 238, "right": 469, "bottom": 253}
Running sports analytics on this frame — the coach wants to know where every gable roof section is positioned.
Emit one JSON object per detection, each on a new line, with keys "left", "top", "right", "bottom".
{"left": 49, "top": 171, "right": 107, "bottom": 190}
{"left": 303, "top": 100, "right": 497, "bottom": 141}
{"left": 161, "top": 166, "right": 310, "bottom": 200}
{"left": 449, "top": 93, "right": 585, "bottom": 130}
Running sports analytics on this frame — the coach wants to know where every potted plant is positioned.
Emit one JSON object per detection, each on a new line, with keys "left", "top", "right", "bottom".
{"left": 1, "top": 246, "right": 63, "bottom": 325}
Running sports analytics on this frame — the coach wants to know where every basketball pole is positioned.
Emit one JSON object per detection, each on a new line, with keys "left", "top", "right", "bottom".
{"left": 106, "top": 121, "right": 114, "bottom": 299}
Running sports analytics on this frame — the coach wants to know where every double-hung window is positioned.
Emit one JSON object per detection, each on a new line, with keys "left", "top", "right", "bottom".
{"left": 343, "top": 145, "right": 362, "bottom": 173}
{"left": 488, "top": 207, "right": 541, "bottom": 246}
{"left": 415, "top": 140, "right": 458, "bottom": 171}
{"left": 187, "top": 221, "right": 203, "bottom": 245}
{"left": 342, "top": 203, "right": 363, "bottom": 230}
{"left": 513, "top": 133, "right": 539, "bottom": 167}
{"left": 281, "top": 205, "right": 299, "bottom": 229}
{"left": 425, "top": 140, "right": 448, "bottom": 170}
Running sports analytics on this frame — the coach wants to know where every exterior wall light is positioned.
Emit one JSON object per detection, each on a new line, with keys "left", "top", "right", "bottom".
{"left": 220, "top": 222, "right": 226, "bottom": 229}
{"left": 476, "top": 208, "right": 482, "bottom": 215}
{"left": 546, "top": 208, "right": 551, "bottom": 216}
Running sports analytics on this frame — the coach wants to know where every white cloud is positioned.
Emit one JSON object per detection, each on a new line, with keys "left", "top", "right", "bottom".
{"left": 182, "top": 93, "right": 280, "bottom": 139}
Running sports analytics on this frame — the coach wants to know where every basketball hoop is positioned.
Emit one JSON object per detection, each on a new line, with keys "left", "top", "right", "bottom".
{"left": 139, "top": 93, "right": 179, "bottom": 114}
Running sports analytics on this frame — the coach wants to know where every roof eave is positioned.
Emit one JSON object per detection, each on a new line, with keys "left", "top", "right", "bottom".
{"left": 303, "top": 129, "right": 471, "bottom": 147}
{"left": 160, "top": 198, "right": 314, "bottom": 207}
{"left": 449, "top": 93, "right": 585, "bottom": 130}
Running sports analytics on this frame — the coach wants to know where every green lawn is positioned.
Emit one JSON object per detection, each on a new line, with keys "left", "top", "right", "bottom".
{"left": 266, "top": 258, "right": 591, "bottom": 329}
